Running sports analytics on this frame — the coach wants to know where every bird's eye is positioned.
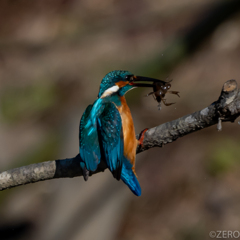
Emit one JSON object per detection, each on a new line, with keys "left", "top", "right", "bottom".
{"left": 125, "top": 75, "right": 130, "bottom": 80}
{"left": 125, "top": 75, "right": 134, "bottom": 81}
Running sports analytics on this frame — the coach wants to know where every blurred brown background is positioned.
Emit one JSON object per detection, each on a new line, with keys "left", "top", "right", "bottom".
{"left": 1, "top": 0, "right": 240, "bottom": 239}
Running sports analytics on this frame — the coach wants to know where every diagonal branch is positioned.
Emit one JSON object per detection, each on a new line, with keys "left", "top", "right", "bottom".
{"left": 0, "top": 80, "right": 240, "bottom": 191}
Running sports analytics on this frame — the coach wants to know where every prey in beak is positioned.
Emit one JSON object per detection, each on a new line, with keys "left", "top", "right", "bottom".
{"left": 129, "top": 76, "right": 180, "bottom": 110}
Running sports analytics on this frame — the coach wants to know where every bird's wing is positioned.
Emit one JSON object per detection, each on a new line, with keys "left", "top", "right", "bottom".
{"left": 79, "top": 104, "right": 101, "bottom": 171}
{"left": 97, "top": 102, "right": 123, "bottom": 180}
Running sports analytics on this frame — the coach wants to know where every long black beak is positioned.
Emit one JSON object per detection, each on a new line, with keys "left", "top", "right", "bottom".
{"left": 130, "top": 76, "right": 166, "bottom": 87}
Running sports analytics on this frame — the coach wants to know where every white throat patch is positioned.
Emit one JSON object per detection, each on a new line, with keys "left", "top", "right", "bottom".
{"left": 101, "top": 85, "right": 119, "bottom": 98}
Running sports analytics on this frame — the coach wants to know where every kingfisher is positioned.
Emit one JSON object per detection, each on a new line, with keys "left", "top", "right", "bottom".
{"left": 79, "top": 70, "right": 169, "bottom": 196}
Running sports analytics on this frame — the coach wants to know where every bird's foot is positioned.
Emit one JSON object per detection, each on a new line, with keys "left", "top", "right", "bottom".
{"left": 138, "top": 128, "right": 148, "bottom": 148}
{"left": 83, "top": 167, "right": 89, "bottom": 181}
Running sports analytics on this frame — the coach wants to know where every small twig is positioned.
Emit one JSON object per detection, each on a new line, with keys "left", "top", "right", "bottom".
{"left": 0, "top": 80, "right": 240, "bottom": 191}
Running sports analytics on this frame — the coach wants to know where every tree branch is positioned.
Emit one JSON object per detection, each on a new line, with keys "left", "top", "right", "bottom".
{"left": 1, "top": 80, "right": 240, "bottom": 191}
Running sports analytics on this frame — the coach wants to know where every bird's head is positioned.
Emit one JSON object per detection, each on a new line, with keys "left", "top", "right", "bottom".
{"left": 98, "top": 70, "right": 165, "bottom": 98}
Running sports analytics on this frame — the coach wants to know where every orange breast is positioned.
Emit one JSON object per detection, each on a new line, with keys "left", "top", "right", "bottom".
{"left": 117, "top": 96, "right": 138, "bottom": 173}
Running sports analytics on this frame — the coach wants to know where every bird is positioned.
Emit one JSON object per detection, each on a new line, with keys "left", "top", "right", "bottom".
{"left": 79, "top": 70, "right": 165, "bottom": 196}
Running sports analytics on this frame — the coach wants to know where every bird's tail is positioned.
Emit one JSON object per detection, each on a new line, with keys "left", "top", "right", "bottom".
{"left": 120, "top": 159, "right": 141, "bottom": 196}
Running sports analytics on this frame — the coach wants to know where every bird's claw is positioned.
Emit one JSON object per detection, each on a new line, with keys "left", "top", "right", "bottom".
{"left": 83, "top": 167, "right": 89, "bottom": 181}
{"left": 138, "top": 128, "right": 148, "bottom": 147}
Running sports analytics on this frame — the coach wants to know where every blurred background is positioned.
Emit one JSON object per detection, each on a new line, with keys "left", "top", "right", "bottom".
{"left": 0, "top": 0, "right": 240, "bottom": 239}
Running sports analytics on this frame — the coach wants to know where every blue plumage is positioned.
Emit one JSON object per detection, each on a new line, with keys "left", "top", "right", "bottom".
{"left": 79, "top": 104, "right": 101, "bottom": 171}
{"left": 79, "top": 70, "right": 143, "bottom": 196}
{"left": 121, "top": 158, "right": 141, "bottom": 196}
{"left": 79, "top": 99, "right": 106, "bottom": 171}
{"left": 97, "top": 102, "right": 123, "bottom": 180}
{"left": 98, "top": 70, "right": 133, "bottom": 97}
